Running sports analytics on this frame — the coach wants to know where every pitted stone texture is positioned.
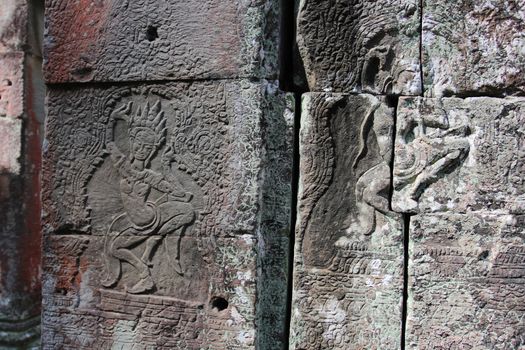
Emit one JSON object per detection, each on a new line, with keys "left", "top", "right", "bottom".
{"left": 43, "top": 0, "right": 279, "bottom": 83}
{"left": 423, "top": 0, "right": 525, "bottom": 97}
{"left": 407, "top": 213, "right": 525, "bottom": 349}
{"left": 0, "top": 118, "right": 21, "bottom": 174}
{"left": 296, "top": 0, "right": 421, "bottom": 95}
{"left": 0, "top": 53, "right": 25, "bottom": 120}
{"left": 0, "top": 0, "right": 27, "bottom": 53}
{"left": 42, "top": 80, "right": 292, "bottom": 349}
{"left": 290, "top": 93, "right": 403, "bottom": 350}
{"left": 393, "top": 97, "right": 525, "bottom": 214}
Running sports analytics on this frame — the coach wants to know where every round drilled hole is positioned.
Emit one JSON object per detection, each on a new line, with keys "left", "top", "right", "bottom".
{"left": 146, "top": 26, "right": 158, "bottom": 41}
{"left": 210, "top": 296, "right": 228, "bottom": 311}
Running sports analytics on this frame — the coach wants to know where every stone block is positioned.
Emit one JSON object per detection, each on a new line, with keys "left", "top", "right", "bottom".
{"left": 407, "top": 213, "right": 525, "bottom": 349}
{"left": 43, "top": 0, "right": 279, "bottom": 83}
{"left": 0, "top": 118, "right": 21, "bottom": 174}
{"left": 290, "top": 93, "right": 404, "bottom": 349}
{"left": 296, "top": 0, "right": 421, "bottom": 94}
{"left": 0, "top": 53, "right": 25, "bottom": 120}
{"left": 393, "top": 97, "right": 525, "bottom": 214}
{"left": 423, "top": 0, "right": 525, "bottom": 97}
{"left": 0, "top": 0, "right": 27, "bottom": 53}
{"left": 41, "top": 80, "right": 293, "bottom": 349}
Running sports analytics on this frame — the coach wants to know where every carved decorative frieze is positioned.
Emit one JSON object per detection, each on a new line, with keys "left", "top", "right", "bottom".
{"left": 393, "top": 97, "right": 525, "bottom": 214}
{"left": 407, "top": 213, "right": 525, "bottom": 349}
{"left": 42, "top": 80, "right": 293, "bottom": 349}
{"left": 290, "top": 93, "right": 403, "bottom": 349}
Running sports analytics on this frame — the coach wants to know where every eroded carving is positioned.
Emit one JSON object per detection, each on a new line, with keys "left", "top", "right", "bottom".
{"left": 408, "top": 213, "right": 525, "bottom": 349}
{"left": 42, "top": 81, "right": 291, "bottom": 349}
{"left": 393, "top": 99, "right": 470, "bottom": 213}
{"left": 101, "top": 101, "right": 196, "bottom": 294}
{"left": 393, "top": 97, "right": 525, "bottom": 214}
{"left": 345, "top": 100, "right": 395, "bottom": 237}
{"left": 291, "top": 93, "right": 403, "bottom": 350}
{"left": 296, "top": 0, "right": 421, "bottom": 94}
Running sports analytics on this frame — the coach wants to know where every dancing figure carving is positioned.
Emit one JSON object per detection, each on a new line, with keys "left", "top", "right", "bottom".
{"left": 101, "top": 101, "right": 195, "bottom": 294}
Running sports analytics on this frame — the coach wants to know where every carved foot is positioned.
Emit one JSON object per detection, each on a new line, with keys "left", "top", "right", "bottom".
{"left": 101, "top": 273, "right": 119, "bottom": 288}
{"left": 127, "top": 275, "right": 154, "bottom": 294}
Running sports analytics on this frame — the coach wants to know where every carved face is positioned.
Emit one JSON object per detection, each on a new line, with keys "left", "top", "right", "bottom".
{"left": 130, "top": 129, "right": 157, "bottom": 161}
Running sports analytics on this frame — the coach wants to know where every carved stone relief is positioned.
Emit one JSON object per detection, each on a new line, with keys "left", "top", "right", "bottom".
{"left": 422, "top": 0, "right": 525, "bottom": 97}
{"left": 407, "top": 213, "right": 525, "bottom": 349}
{"left": 290, "top": 93, "right": 403, "bottom": 349}
{"left": 44, "top": 0, "right": 279, "bottom": 83}
{"left": 393, "top": 97, "right": 525, "bottom": 214}
{"left": 296, "top": 0, "right": 421, "bottom": 94}
{"left": 42, "top": 80, "right": 293, "bottom": 349}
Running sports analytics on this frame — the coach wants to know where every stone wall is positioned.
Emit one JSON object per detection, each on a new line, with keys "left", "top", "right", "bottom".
{"left": 0, "top": 0, "right": 521, "bottom": 348}
{"left": 41, "top": 1, "right": 292, "bottom": 349}
{"left": 0, "top": 0, "right": 44, "bottom": 348}
{"left": 290, "top": 1, "right": 525, "bottom": 349}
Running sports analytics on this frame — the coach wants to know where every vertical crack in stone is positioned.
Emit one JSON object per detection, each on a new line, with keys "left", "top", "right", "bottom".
{"left": 401, "top": 213, "right": 411, "bottom": 350}
{"left": 284, "top": 91, "right": 302, "bottom": 350}
{"left": 419, "top": 0, "right": 424, "bottom": 94}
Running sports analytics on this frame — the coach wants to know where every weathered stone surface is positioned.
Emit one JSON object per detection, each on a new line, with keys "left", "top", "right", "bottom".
{"left": 0, "top": 2, "right": 44, "bottom": 346}
{"left": 42, "top": 80, "right": 293, "bottom": 349}
{"left": 393, "top": 97, "right": 525, "bottom": 214}
{"left": 423, "top": 0, "right": 525, "bottom": 97}
{"left": 0, "top": 53, "right": 25, "bottom": 120}
{"left": 407, "top": 213, "right": 525, "bottom": 349}
{"left": 0, "top": 0, "right": 27, "bottom": 53}
{"left": 43, "top": 0, "right": 279, "bottom": 83}
{"left": 290, "top": 93, "right": 403, "bottom": 349}
{"left": 296, "top": 0, "right": 421, "bottom": 94}
{"left": 0, "top": 118, "right": 22, "bottom": 174}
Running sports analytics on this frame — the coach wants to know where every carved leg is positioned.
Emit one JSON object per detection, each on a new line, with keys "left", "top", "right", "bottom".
{"left": 141, "top": 236, "right": 163, "bottom": 267}
{"left": 408, "top": 150, "right": 462, "bottom": 202}
{"left": 111, "top": 236, "right": 154, "bottom": 294}
{"left": 101, "top": 242, "right": 121, "bottom": 288}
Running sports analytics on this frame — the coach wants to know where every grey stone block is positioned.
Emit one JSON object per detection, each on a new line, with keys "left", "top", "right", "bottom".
{"left": 290, "top": 93, "right": 403, "bottom": 349}
{"left": 423, "top": 0, "right": 525, "bottom": 97}
{"left": 41, "top": 80, "right": 293, "bottom": 349}
{"left": 407, "top": 213, "right": 525, "bottom": 349}
{"left": 393, "top": 97, "right": 525, "bottom": 214}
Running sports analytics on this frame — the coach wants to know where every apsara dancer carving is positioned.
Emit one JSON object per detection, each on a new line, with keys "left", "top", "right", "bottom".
{"left": 101, "top": 101, "right": 195, "bottom": 294}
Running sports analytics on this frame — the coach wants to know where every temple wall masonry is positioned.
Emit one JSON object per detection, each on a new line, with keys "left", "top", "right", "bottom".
{"left": 0, "top": 0, "right": 522, "bottom": 348}
{"left": 290, "top": 0, "right": 524, "bottom": 349}
{"left": 41, "top": 1, "right": 292, "bottom": 349}
{"left": 0, "top": 0, "right": 44, "bottom": 348}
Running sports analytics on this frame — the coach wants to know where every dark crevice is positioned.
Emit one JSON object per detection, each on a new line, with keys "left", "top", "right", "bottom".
{"left": 279, "top": 0, "right": 294, "bottom": 92}
{"left": 284, "top": 91, "right": 302, "bottom": 350}
{"left": 401, "top": 213, "right": 411, "bottom": 350}
{"left": 386, "top": 94, "right": 398, "bottom": 209}
{"left": 419, "top": 0, "right": 425, "bottom": 95}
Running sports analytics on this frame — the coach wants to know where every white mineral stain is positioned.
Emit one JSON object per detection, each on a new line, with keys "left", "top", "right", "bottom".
{"left": 382, "top": 274, "right": 393, "bottom": 286}
{"left": 237, "top": 329, "right": 255, "bottom": 345}
{"left": 318, "top": 297, "right": 346, "bottom": 342}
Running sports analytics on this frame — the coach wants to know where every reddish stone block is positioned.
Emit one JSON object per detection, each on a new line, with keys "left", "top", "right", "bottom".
{"left": 44, "top": 0, "right": 279, "bottom": 83}
{"left": 0, "top": 53, "right": 25, "bottom": 120}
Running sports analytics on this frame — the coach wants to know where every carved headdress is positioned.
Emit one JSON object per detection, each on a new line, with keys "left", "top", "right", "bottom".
{"left": 129, "top": 100, "right": 167, "bottom": 146}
